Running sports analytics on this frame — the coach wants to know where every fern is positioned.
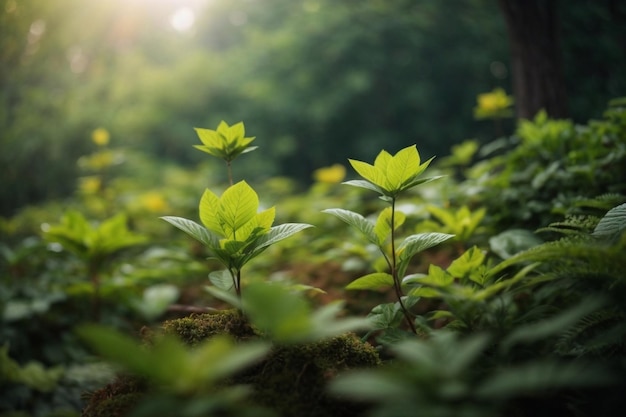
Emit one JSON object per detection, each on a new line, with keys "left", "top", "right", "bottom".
{"left": 555, "top": 308, "right": 626, "bottom": 358}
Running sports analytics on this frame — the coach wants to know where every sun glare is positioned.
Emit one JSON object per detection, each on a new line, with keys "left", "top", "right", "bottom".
{"left": 170, "top": 7, "right": 195, "bottom": 32}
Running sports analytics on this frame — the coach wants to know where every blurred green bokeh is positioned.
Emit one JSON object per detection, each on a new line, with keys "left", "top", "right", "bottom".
{"left": 1, "top": 0, "right": 624, "bottom": 216}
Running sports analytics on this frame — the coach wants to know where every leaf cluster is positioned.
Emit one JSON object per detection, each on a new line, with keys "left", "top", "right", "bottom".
{"left": 463, "top": 100, "right": 626, "bottom": 231}
{"left": 194, "top": 121, "right": 257, "bottom": 162}
{"left": 43, "top": 211, "right": 147, "bottom": 265}
{"left": 345, "top": 145, "right": 439, "bottom": 199}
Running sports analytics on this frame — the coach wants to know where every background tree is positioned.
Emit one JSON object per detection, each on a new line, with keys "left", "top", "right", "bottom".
{"left": 497, "top": 0, "right": 568, "bottom": 119}
{"left": 498, "top": 0, "right": 626, "bottom": 120}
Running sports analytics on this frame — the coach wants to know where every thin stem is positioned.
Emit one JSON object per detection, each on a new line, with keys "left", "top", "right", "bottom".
{"left": 235, "top": 269, "right": 242, "bottom": 300}
{"left": 390, "top": 197, "right": 418, "bottom": 335}
{"left": 89, "top": 263, "right": 101, "bottom": 322}
{"left": 226, "top": 161, "right": 234, "bottom": 186}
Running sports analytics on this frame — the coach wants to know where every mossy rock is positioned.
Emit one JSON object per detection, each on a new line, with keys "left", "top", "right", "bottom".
{"left": 81, "top": 376, "right": 146, "bottom": 417}
{"left": 82, "top": 310, "right": 380, "bottom": 417}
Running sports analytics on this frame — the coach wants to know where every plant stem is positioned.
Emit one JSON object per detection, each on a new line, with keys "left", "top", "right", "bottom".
{"left": 390, "top": 198, "right": 418, "bottom": 335}
{"left": 235, "top": 269, "right": 242, "bottom": 300}
{"left": 226, "top": 161, "right": 234, "bottom": 186}
{"left": 89, "top": 263, "right": 101, "bottom": 322}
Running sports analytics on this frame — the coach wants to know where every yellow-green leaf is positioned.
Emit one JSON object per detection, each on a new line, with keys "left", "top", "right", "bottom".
{"left": 218, "top": 181, "right": 259, "bottom": 237}
{"left": 346, "top": 273, "right": 394, "bottom": 290}
{"left": 199, "top": 189, "right": 223, "bottom": 235}
{"left": 386, "top": 146, "right": 421, "bottom": 190}
{"left": 349, "top": 159, "right": 384, "bottom": 187}
{"left": 374, "top": 207, "right": 406, "bottom": 245}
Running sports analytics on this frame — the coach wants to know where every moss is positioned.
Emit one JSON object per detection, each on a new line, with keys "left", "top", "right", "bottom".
{"left": 82, "top": 311, "right": 380, "bottom": 417}
{"left": 81, "top": 376, "right": 145, "bottom": 417}
{"left": 237, "top": 333, "right": 381, "bottom": 417}
{"left": 161, "top": 309, "right": 257, "bottom": 344}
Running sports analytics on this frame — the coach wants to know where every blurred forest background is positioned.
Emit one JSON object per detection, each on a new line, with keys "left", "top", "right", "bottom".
{"left": 2, "top": 0, "right": 625, "bottom": 217}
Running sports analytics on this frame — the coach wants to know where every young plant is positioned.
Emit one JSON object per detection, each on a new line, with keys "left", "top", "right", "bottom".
{"left": 193, "top": 120, "right": 257, "bottom": 186}
{"left": 162, "top": 181, "right": 312, "bottom": 301}
{"left": 323, "top": 145, "right": 454, "bottom": 336}
{"left": 162, "top": 121, "right": 312, "bottom": 304}
{"left": 77, "top": 325, "right": 272, "bottom": 416}
{"left": 43, "top": 211, "right": 147, "bottom": 320}
{"left": 418, "top": 204, "right": 487, "bottom": 251}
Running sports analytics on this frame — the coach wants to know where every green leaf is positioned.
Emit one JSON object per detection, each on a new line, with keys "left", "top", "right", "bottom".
{"left": 374, "top": 207, "right": 405, "bottom": 245}
{"left": 92, "top": 214, "right": 147, "bottom": 255}
{"left": 243, "top": 282, "right": 313, "bottom": 342}
{"left": 203, "top": 338, "right": 269, "bottom": 382}
{"left": 330, "top": 371, "right": 411, "bottom": 401}
{"left": 427, "top": 205, "right": 456, "bottom": 228}
{"left": 309, "top": 301, "right": 371, "bottom": 339}
{"left": 219, "top": 181, "right": 259, "bottom": 237}
{"left": 396, "top": 232, "right": 454, "bottom": 276}
{"left": 194, "top": 121, "right": 256, "bottom": 162}
{"left": 386, "top": 145, "right": 421, "bottom": 190}
{"left": 346, "top": 272, "right": 394, "bottom": 290}
{"left": 45, "top": 212, "right": 146, "bottom": 260}
{"left": 78, "top": 325, "right": 269, "bottom": 394}
{"left": 205, "top": 286, "right": 241, "bottom": 309}
{"left": 489, "top": 229, "right": 543, "bottom": 259}
{"left": 476, "top": 360, "right": 611, "bottom": 400}
{"left": 447, "top": 246, "right": 485, "bottom": 278}
{"left": 208, "top": 270, "right": 234, "bottom": 290}
{"left": 133, "top": 284, "right": 179, "bottom": 320}
{"left": 399, "top": 173, "right": 442, "bottom": 191}
{"left": 160, "top": 216, "right": 219, "bottom": 248}
{"left": 474, "top": 262, "right": 538, "bottom": 300}
{"left": 367, "top": 302, "right": 404, "bottom": 330}
{"left": 199, "top": 189, "right": 222, "bottom": 235}
{"left": 341, "top": 179, "right": 385, "bottom": 195}
{"left": 248, "top": 223, "right": 313, "bottom": 256}
{"left": 322, "top": 208, "right": 378, "bottom": 245}
{"left": 501, "top": 296, "right": 604, "bottom": 351}
{"left": 76, "top": 325, "right": 154, "bottom": 376}
{"left": 593, "top": 203, "right": 626, "bottom": 243}
{"left": 348, "top": 159, "right": 384, "bottom": 187}
{"left": 407, "top": 265, "right": 453, "bottom": 298}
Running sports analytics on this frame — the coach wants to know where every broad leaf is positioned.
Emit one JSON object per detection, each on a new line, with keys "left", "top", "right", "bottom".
{"left": 474, "top": 262, "right": 538, "bottom": 300}
{"left": 160, "top": 216, "right": 219, "bottom": 248}
{"left": 348, "top": 159, "right": 384, "bottom": 187}
{"left": 341, "top": 179, "right": 385, "bottom": 195}
{"left": 374, "top": 207, "right": 405, "bottom": 245}
{"left": 218, "top": 181, "right": 259, "bottom": 237}
{"left": 400, "top": 174, "right": 442, "bottom": 191}
{"left": 194, "top": 121, "right": 256, "bottom": 162}
{"left": 322, "top": 208, "right": 378, "bottom": 245}
{"left": 447, "top": 246, "right": 485, "bottom": 278}
{"left": 593, "top": 203, "right": 626, "bottom": 243}
{"left": 367, "top": 302, "right": 403, "bottom": 329}
{"left": 199, "top": 189, "right": 222, "bottom": 235}
{"left": 386, "top": 145, "right": 421, "bottom": 190}
{"left": 76, "top": 325, "right": 155, "bottom": 377}
{"left": 251, "top": 223, "right": 313, "bottom": 254}
{"left": 205, "top": 286, "right": 241, "bottom": 309}
{"left": 346, "top": 272, "right": 394, "bottom": 290}
{"left": 396, "top": 232, "right": 454, "bottom": 276}
{"left": 209, "top": 270, "right": 235, "bottom": 290}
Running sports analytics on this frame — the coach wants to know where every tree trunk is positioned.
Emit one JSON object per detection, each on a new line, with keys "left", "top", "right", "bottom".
{"left": 498, "top": 0, "right": 569, "bottom": 119}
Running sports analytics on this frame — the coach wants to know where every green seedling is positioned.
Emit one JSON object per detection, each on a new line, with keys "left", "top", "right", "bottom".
{"left": 77, "top": 325, "right": 271, "bottom": 415}
{"left": 424, "top": 204, "right": 486, "bottom": 245}
{"left": 323, "top": 145, "right": 454, "bottom": 336}
{"left": 162, "top": 181, "right": 312, "bottom": 301}
{"left": 43, "top": 211, "right": 147, "bottom": 320}
{"left": 163, "top": 121, "right": 312, "bottom": 305}
{"left": 194, "top": 120, "right": 257, "bottom": 186}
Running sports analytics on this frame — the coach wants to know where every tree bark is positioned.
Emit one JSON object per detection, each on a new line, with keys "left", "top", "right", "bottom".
{"left": 498, "top": 0, "right": 569, "bottom": 119}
